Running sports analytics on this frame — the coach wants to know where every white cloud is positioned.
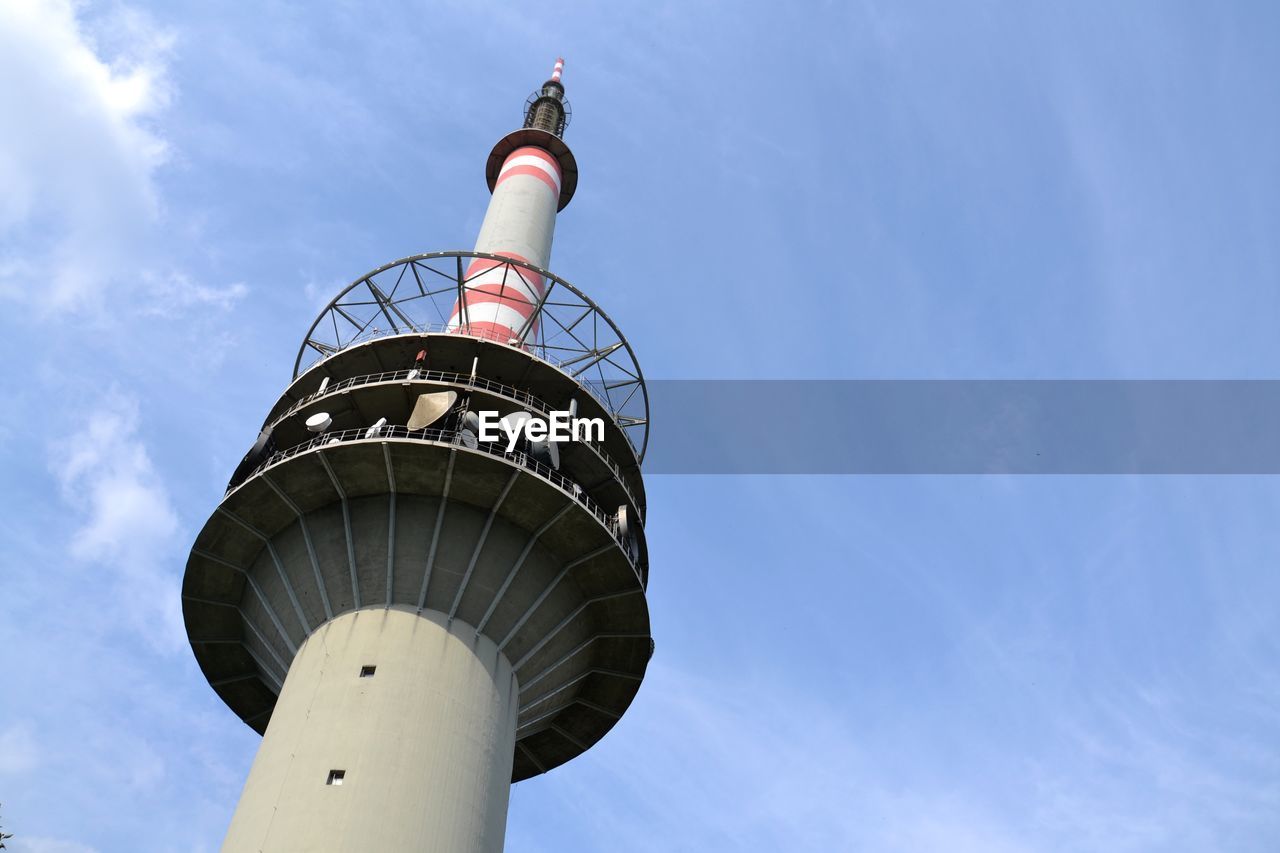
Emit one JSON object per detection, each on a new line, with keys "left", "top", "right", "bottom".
{"left": 0, "top": 0, "right": 171, "bottom": 310}
{"left": 8, "top": 838, "right": 100, "bottom": 853}
{"left": 517, "top": 663, "right": 1036, "bottom": 853}
{"left": 303, "top": 276, "right": 346, "bottom": 311}
{"left": 515, "top": 655, "right": 1280, "bottom": 852}
{"left": 50, "top": 391, "right": 184, "bottom": 652}
{"left": 141, "top": 270, "right": 248, "bottom": 316}
{"left": 0, "top": 723, "right": 40, "bottom": 774}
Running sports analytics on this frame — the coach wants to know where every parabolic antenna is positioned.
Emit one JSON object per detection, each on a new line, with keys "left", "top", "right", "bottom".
{"left": 407, "top": 391, "right": 457, "bottom": 431}
{"left": 529, "top": 437, "right": 560, "bottom": 470}
{"left": 617, "top": 505, "right": 639, "bottom": 563}
{"left": 228, "top": 427, "right": 275, "bottom": 489}
{"left": 305, "top": 412, "right": 332, "bottom": 432}
{"left": 498, "top": 411, "right": 534, "bottom": 453}
{"left": 499, "top": 410, "right": 534, "bottom": 434}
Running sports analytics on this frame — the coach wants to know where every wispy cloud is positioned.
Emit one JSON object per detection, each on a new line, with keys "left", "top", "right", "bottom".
{"left": 515, "top": 636, "right": 1280, "bottom": 852}
{"left": 512, "top": 662, "right": 1037, "bottom": 853}
{"left": 0, "top": 723, "right": 40, "bottom": 775}
{"left": 49, "top": 391, "right": 185, "bottom": 653}
{"left": 8, "top": 839, "right": 100, "bottom": 853}
{"left": 140, "top": 270, "right": 248, "bottom": 316}
{"left": 303, "top": 276, "right": 347, "bottom": 312}
{"left": 0, "top": 0, "right": 173, "bottom": 311}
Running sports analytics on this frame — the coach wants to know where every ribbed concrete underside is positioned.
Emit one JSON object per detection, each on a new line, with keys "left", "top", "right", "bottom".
{"left": 184, "top": 438, "right": 651, "bottom": 780}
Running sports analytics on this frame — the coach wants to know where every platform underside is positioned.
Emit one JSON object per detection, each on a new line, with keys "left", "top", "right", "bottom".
{"left": 184, "top": 438, "right": 651, "bottom": 781}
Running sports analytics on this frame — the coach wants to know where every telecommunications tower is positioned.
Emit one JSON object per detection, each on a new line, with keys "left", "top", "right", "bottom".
{"left": 182, "top": 59, "right": 652, "bottom": 851}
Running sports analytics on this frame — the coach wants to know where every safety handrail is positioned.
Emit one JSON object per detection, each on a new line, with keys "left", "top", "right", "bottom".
{"left": 268, "top": 368, "right": 644, "bottom": 515}
{"left": 233, "top": 424, "right": 644, "bottom": 576}
{"left": 298, "top": 325, "right": 640, "bottom": 452}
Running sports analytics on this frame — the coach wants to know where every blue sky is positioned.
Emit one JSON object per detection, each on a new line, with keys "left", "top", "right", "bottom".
{"left": 2, "top": 1, "right": 1279, "bottom": 850}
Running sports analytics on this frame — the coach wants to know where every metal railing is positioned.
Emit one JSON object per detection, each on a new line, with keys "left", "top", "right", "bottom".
{"left": 297, "top": 325, "right": 640, "bottom": 451}
{"left": 291, "top": 252, "right": 651, "bottom": 462}
{"left": 268, "top": 368, "right": 645, "bottom": 515}
{"left": 235, "top": 424, "right": 644, "bottom": 576}
{"left": 298, "top": 323, "right": 619, "bottom": 411}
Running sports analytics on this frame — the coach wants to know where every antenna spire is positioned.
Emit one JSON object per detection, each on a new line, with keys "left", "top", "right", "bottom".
{"left": 523, "top": 56, "right": 571, "bottom": 138}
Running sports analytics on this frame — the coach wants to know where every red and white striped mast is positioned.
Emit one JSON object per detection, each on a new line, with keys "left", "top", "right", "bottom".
{"left": 448, "top": 58, "right": 578, "bottom": 345}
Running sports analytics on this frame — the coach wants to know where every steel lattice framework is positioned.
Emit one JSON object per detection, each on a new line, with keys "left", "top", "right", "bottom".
{"left": 294, "top": 251, "right": 650, "bottom": 459}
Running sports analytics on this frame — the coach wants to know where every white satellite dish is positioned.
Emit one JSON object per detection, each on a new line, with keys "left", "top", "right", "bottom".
{"left": 317, "top": 376, "right": 330, "bottom": 395}
{"left": 498, "top": 411, "right": 534, "bottom": 454}
{"left": 462, "top": 410, "right": 481, "bottom": 433}
{"left": 365, "top": 417, "right": 387, "bottom": 439}
{"left": 499, "top": 410, "right": 534, "bottom": 436}
{"left": 616, "top": 507, "right": 640, "bottom": 562}
{"left": 305, "top": 412, "right": 332, "bottom": 433}
{"left": 459, "top": 428, "right": 478, "bottom": 449}
{"left": 529, "top": 437, "right": 560, "bottom": 470}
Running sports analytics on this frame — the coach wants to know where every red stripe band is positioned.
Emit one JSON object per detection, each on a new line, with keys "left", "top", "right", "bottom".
{"left": 495, "top": 164, "right": 559, "bottom": 196}
{"left": 449, "top": 321, "right": 538, "bottom": 344}
{"left": 451, "top": 286, "right": 537, "bottom": 313}
{"left": 463, "top": 258, "right": 545, "bottom": 292}
{"left": 504, "top": 146, "right": 561, "bottom": 177}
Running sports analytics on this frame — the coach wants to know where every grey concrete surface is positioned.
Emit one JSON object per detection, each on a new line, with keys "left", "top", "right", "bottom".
{"left": 222, "top": 608, "right": 516, "bottom": 853}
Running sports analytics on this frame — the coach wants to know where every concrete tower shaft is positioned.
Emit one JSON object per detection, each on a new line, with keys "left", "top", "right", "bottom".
{"left": 221, "top": 609, "right": 518, "bottom": 850}
{"left": 183, "top": 62, "right": 651, "bottom": 853}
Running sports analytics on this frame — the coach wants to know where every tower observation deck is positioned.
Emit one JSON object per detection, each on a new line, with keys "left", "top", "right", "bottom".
{"left": 182, "top": 59, "right": 652, "bottom": 852}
